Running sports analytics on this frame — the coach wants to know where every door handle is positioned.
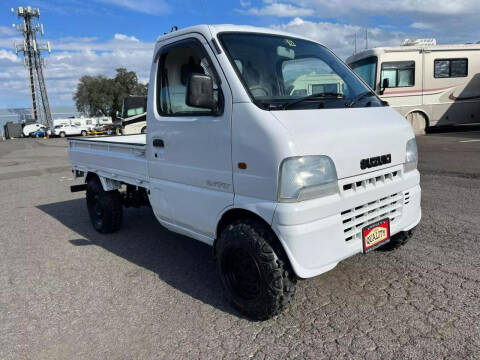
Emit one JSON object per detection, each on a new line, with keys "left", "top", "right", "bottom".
{"left": 153, "top": 139, "right": 164, "bottom": 148}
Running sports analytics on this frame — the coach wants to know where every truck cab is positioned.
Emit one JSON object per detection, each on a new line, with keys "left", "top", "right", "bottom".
{"left": 69, "top": 25, "right": 421, "bottom": 320}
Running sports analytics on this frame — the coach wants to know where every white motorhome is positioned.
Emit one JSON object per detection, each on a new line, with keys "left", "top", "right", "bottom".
{"left": 68, "top": 25, "right": 421, "bottom": 320}
{"left": 54, "top": 116, "right": 112, "bottom": 130}
{"left": 346, "top": 39, "right": 480, "bottom": 134}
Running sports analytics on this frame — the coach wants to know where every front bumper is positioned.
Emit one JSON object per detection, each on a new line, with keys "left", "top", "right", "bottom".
{"left": 272, "top": 166, "right": 421, "bottom": 278}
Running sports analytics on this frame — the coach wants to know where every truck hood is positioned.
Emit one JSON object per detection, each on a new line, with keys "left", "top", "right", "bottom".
{"left": 270, "top": 107, "right": 414, "bottom": 179}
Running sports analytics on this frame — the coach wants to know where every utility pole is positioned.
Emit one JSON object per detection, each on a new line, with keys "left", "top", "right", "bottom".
{"left": 11, "top": 6, "right": 52, "bottom": 128}
{"left": 365, "top": 28, "right": 368, "bottom": 49}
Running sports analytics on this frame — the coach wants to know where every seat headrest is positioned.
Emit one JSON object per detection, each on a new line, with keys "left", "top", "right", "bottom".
{"left": 181, "top": 57, "right": 205, "bottom": 85}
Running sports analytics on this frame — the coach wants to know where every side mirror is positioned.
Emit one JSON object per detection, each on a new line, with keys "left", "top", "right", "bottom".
{"left": 186, "top": 73, "right": 214, "bottom": 109}
{"left": 379, "top": 78, "right": 389, "bottom": 95}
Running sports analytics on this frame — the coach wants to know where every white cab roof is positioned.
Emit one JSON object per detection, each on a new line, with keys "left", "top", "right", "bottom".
{"left": 156, "top": 24, "right": 320, "bottom": 45}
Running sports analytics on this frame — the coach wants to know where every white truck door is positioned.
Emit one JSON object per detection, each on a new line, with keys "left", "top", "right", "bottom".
{"left": 147, "top": 35, "right": 233, "bottom": 239}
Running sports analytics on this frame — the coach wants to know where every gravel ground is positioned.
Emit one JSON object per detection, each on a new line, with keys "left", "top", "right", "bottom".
{"left": 0, "top": 132, "right": 479, "bottom": 359}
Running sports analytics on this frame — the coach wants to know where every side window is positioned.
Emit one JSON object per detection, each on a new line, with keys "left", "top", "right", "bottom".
{"left": 380, "top": 61, "right": 415, "bottom": 88}
{"left": 157, "top": 40, "right": 221, "bottom": 116}
{"left": 434, "top": 59, "right": 468, "bottom": 78}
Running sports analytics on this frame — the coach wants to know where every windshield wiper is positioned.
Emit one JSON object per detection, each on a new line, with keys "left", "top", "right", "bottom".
{"left": 346, "top": 90, "right": 376, "bottom": 108}
{"left": 283, "top": 92, "right": 345, "bottom": 109}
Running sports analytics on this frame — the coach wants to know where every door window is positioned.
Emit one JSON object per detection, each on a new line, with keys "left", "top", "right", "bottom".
{"left": 157, "top": 40, "right": 222, "bottom": 116}
{"left": 380, "top": 61, "right": 415, "bottom": 87}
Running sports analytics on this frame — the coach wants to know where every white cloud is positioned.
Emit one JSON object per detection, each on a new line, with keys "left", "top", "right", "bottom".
{"left": 410, "top": 22, "right": 432, "bottom": 30}
{"left": 98, "top": 0, "right": 169, "bottom": 15}
{"left": 238, "top": 2, "right": 314, "bottom": 17}
{"left": 0, "top": 49, "right": 20, "bottom": 63}
{"left": 114, "top": 33, "right": 140, "bottom": 42}
{"left": 295, "top": 0, "right": 474, "bottom": 16}
{"left": 272, "top": 18, "right": 406, "bottom": 59}
{"left": 0, "top": 26, "right": 16, "bottom": 37}
{"left": 0, "top": 33, "right": 154, "bottom": 108}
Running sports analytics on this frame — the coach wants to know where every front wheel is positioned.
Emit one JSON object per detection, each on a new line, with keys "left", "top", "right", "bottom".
{"left": 59, "top": 132, "right": 66, "bottom": 138}
{"left": 81, "top": 130, "right": 87, "bottom": 136}
{"left": 86, "top": 177, "right": 123, "bottom": 233}
{"left": 216, "top": 219, "right": 296, "bottom": 320}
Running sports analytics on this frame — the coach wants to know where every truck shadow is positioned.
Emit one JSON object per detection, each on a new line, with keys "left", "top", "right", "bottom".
{"left": 37, "top": 198, "right": 241, "bottom": 318}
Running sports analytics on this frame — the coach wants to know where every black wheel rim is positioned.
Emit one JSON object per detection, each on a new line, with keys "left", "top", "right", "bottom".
{"left": 222, "top": 247, "right": 262, "bottom": 300}
{"left": 89, "top": 193, "right": 104, "bottom": 228}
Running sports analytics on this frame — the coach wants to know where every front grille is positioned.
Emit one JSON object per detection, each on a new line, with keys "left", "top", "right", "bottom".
{"left": 342, "top": 170, "right": 400, "bottom": 194}
{"left": 342, "top": 193, "right": 403, "bottom": 242}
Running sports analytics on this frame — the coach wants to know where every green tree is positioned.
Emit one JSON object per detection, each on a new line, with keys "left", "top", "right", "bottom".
{"left": 73, "top": 68, "right": 148, "bottom": 117}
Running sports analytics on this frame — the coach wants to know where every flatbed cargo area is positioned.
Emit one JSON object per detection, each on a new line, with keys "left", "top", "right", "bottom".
{"left": 71, "top": 133, "right": 146, "bottom": 146}
{"left": 68, "top": 134, "right": 148, "bottom": 187}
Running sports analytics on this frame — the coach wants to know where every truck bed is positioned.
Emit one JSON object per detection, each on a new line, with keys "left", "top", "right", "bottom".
{"left": 68, "top": 134, "right": 148, "bottom": 187}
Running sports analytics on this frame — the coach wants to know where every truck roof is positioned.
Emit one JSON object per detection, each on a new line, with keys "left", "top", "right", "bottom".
{"left": 156, "top": 24, "right": 321, "bottom": 45}
{"left": 346, "top": 42, "right": 480, "bottom": 64}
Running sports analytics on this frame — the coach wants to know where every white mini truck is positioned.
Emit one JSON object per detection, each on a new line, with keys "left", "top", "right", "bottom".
{"left": 69, "top": 25, "right": 421, "bottom": 320}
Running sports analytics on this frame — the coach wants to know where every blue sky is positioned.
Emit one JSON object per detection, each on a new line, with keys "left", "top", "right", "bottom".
{"left": 1, "top": 0, "right": 480, "bottom": 110}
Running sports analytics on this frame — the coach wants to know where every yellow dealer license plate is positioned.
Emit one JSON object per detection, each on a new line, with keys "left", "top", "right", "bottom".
{"left": 362, "top": 218, "right": 390, "bottom": 253}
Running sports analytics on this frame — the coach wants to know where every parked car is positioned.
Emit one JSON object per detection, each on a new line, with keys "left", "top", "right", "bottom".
{"left": 69, "top": 24, "right": 421, "bottom": 320}
{"left": 54, "top": 124, "right": 88, "bottom": 137}
{"left": 30, "top": 128, "right": 47, "bottom": 138}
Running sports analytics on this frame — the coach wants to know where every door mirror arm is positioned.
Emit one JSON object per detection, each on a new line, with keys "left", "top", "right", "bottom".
{"left": 379, "top": 78, "right": 389, "bottom": 95}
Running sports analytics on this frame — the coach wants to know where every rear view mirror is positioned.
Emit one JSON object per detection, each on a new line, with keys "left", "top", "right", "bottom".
{"left": 379, "top": 78, "right": 389, "bottom": 95}
{"left": 277, "top": 46, "right": 295, "bottom": 59}
{"left": 186, "top": 73, "right": 214, "bottom": 109}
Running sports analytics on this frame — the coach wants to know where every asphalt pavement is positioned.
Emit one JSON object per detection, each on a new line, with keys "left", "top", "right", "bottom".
{"left": 0, "top": 131, "right": 479, "bottom": 359}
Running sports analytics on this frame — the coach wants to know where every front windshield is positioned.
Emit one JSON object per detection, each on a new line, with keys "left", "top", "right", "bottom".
{"left": 219, "top": 33, "right": 382, "bottom": 110}
{"left": 349, "top": 56, "right": 378, "bottom": 90}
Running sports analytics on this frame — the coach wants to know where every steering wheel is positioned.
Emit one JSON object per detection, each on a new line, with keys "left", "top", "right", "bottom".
{"left": 248, "top": 85, "right": 270, "bottom": 97}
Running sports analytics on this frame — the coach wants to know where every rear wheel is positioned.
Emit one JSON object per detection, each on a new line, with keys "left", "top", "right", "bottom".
{"left": 81, "top": 130, "right": 87, "bottom": 136}
{"left": 86, "top": 176, "right": 123, "bottom": 233}
{"left": 216, "top": 219, "right": 296, "bottom": 320}
{"left": 406, "top": 112, "right": 427, "bottom": 135}
{"left": 141, "top": 126, "right": 147, "bottom": 134}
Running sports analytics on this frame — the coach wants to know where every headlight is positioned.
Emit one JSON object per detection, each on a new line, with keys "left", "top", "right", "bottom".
{"left": 404, "top": 138, "right": 418, "bottom": 173}
{"left": 278, "top": 156, "right": 338, "bottom": 202}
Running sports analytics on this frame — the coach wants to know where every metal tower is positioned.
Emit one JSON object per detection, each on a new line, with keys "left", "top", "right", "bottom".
{"left": 11, "top": 6, "right": 53, "bottom": 128}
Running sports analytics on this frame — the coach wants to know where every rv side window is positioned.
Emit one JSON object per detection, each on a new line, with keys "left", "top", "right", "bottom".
{"left": 434, "top": 59, "right": 468, "bottom": 78}
{"left": 380, "top": 61, "right": 415, "bottom": 88}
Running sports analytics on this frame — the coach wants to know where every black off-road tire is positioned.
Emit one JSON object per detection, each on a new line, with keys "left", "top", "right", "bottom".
{"left": 216, "top": 219, "right": 296, "bottom": 320}
{"left": 86, "top": 177, "right": 123, "bottom": 233}
{"left": 377, "top": 229, "right": 414, "bottom": 251}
